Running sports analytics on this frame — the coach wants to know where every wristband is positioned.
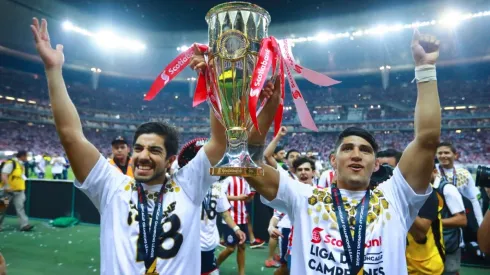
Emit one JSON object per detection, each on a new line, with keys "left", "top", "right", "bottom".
{"left": 233, "top": 225, "right": 240, "bottom": 232}
{"left": 413, "top": 64, "right": 436, "bottom": 83}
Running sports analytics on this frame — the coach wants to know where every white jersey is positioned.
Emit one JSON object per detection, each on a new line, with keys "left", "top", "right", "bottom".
{"left": 261, "top": 167, "right": 431, "bottom": 275}
{"left": 436, "top": 164, "right": 483, "bottom": 225}
{"left": 274, "top": 209, "right": 292, "bottom": 229}
{"left": 318, "top": 169, "right": 335, "bottom": 188}
{"left": 200, "top": 181, "right": 231, "bottom": 251}
{"left": 51, "top": 156, "right": 66, "bottom": 174}
{"left": 34, "top": 155, "right": 45, "bottom": 173}
{"left": 223, "top": 176, "right": 250, "bottom": 225}
{"left": 75, "top": 149, "right": 217, "bottom": 275}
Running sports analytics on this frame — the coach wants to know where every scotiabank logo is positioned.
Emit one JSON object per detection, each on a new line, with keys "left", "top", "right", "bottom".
{"left": 168, "top": 51, "right": 193, "bottom": 75}
{"left": 294, "top": 64, "right": 303, "bottom": 74}
{"left": 292, "top": 90, "right": 302, "bottom": 99}
{"left": 253, "top": 49, "right": 271, "bottom": 87}
{"left": 160, "top": 70, "right": 170, "bottom": 85}
{"left": 311, "top": 228, "right": 383, "bottom": 248}
{"left": 250, "top": 88, "right": 261, "bottom": 98}
{"left": 311, "top": 227, "right": 324, "bottom": 244}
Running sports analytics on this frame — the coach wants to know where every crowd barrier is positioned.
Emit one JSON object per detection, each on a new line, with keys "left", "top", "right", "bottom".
{"left": 7, "top": 179, "right": 273, "bottom": 240}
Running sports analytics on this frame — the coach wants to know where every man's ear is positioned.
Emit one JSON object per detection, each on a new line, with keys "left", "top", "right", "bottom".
{"left": 373, "top": 158, "right": 380, "bottom": 173}
{"left": 166, "top": 155, "right": 177, "bottom": 169}
{"left": 331, "top": 154, "right": 337, "bottom": 170}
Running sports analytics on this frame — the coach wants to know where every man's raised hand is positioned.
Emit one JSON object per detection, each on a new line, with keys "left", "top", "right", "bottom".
{"left": 411, "top": 29, "right": 440, "bottom": 66}
{"left": 31, "top": 18, "right": 65, "bottom": 70}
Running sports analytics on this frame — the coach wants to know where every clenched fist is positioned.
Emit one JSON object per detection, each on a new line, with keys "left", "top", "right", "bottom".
{"left": 411, "top": 29, "right": 440, "bottom": 66}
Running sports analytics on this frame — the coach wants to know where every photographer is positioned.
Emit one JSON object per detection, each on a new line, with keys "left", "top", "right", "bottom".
{"left": 477, "top": 166, "right": 490, "bottom": 254}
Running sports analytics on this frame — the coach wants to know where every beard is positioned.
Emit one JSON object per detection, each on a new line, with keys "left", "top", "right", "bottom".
{"left": 135, "top": 169, "right": 166, "bottom": 184}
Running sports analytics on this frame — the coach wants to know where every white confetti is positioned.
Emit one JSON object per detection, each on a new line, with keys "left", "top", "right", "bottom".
{"left": 58, "top": 263, "right": 63, "bottom": 266}
{"left": 69, "top": 234, "right": 72, "bottom": 237}
{"left": 93, "top": 269, "right": 97, "bottom": 272}
{"left": 54, "top": 250, "right": 58, "bottom": 253}
{"left": 91, "top": 258, "right": 94, "bottom": 261}
{"left": 68, "top": 240, "right": 72, "bottom": 244}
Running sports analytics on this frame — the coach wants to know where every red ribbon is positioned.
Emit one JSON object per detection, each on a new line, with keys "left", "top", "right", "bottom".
{"left": 145, "top": 38, "right": 341, "bottom": 134}
{"left": 248, "top": 38, "right": 274, "bottom": 134}
{"left": 144, "top": 44, "right": 208, "bottom": 104}
{"left": 270, "top": 37, "right": 285, "bottom": 136}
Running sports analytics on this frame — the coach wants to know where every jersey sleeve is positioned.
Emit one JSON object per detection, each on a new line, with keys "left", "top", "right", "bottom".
{"left": 74, "top": 155, "right": 130, "bottom": 213}
{"left": 260, "top": 168, "right": 312, "bottom": 223}
{"left": 174, "top": 149, "right": 219, "bottom": 205}
{"left": 1, "top": 162, "right": 14, "bottom": 174}
{"left": 378, "top": 167, "right": 432, "bottom": 231}
{"left": 417, "top": 191, "right": 438, "bottom": 221}
{"left": 443, "top": 183, "right": 465, "bottom": 215}
{"left": 460, "top": 171, "right": 484, "bottom": 225}
{"left": 216, "top": 183, "right": 231, "bottom": 213}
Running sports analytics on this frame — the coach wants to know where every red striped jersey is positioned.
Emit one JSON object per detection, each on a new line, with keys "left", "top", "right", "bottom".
{"left": 223, "top": 176, "right": 250, "bottom": 225}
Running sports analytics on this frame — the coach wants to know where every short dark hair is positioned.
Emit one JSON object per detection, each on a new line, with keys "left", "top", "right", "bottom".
{"left": 286, "top": 149, "right": 300, "bottom": 159}
{"left": 16, "top": 150, "right": 27, "bottom": 158}
{"left": 274, "top": 146, "right": 285, "bottom": 155}
{"left": 334, "top": 127, "right": 378, "bottom": 154}
{"left": 377, "top": 149, "right": 402, "bottom": 165}
{"left": 437, "top": 142, "right": 457, "bottom": 154}
{"left": 292, "top": 157, "right": 316, "bottom": 171}
{"left": 133, "top": 122, "right": 179, "bottom": 159}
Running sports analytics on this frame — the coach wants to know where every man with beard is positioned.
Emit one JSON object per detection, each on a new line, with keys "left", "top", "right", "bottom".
{"left": 31, "top": 18, "right": 276, "bottom": 274}
{"left": 246, "top": 29, "right": 442, "bottom": 275}
{"left": 108, "top": 136, "right": 133, "bottom": 178}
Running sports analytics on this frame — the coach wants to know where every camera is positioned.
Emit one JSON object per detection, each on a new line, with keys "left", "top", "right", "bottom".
{"left": 476, "top": 165, "right": 490, "bottom": 188}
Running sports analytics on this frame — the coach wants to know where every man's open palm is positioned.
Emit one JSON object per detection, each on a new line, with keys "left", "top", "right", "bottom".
{"left": 30, "top": 18, "right": 64, "bottom": 70}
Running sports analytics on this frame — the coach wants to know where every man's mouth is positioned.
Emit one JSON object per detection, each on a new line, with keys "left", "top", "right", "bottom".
{"left": 348, "top": 164, "right": 364, "bottom": 172}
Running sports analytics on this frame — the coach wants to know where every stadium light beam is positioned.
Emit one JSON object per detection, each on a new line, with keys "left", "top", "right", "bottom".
{"left": 62, "top": 21, "right": 74, "bottom": 31}
{"left": 5, "top": 96, "right": 15, "bottom": 101}
{"left": 17, "top": 98, "right": 26, "bottom": 102}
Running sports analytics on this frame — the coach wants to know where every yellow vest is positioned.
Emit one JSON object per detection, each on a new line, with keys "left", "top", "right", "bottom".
{"left": 406, "top": 192, "right": 445, "bottom": 275}
{"left": 109, "top": 158, "right": 134, "bottom": 178}
{"left": 2, "top": 159, "right": 26, "bottom": 191}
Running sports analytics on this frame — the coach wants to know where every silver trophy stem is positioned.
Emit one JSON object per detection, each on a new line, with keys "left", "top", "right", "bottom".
{"left": 210, "top": 127, "right": 263, "bottom": 176}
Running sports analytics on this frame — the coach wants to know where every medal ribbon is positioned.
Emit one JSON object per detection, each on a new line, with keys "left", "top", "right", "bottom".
{"left": 136, "top": 182, "right": 166, "bottom": 274}
{"left": 331, "top": 184, "right": 370, "bottom": 275}
{"left": 438, "top": 166, "right": 457, "bottom": 186}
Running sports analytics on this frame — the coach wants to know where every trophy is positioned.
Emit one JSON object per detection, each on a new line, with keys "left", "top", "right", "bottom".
{"left": 205, "top": 2, "right": 278, "bottom": 177}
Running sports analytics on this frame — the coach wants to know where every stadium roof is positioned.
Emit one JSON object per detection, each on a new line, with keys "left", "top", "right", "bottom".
{"left": 1, "top": 0, "right": 489, "bottom": 80}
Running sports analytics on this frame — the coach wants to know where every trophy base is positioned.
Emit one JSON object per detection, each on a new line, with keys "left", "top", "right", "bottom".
{"left": 210, "top": 127, "right": 264, "bottom": 177}
{"left": 210, "top": 166, "right": 264, "bottom": 177}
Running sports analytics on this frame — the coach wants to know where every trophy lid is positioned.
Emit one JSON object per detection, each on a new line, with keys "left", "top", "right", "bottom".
{"left": 205, "top": 1, "right": 271, "bottom": 24}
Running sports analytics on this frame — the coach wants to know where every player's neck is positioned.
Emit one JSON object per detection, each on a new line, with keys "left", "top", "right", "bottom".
{"left": 145, "top": 175, "right": 167, "bottom": 187}
{"left": 335, "top": 180, "right": 369, "bottom": 191}
{"left": 441, "top": 163, "right": 454, "bottom": 170}
{"left": 115, "top": 157, "right": 128, "bottom": 166}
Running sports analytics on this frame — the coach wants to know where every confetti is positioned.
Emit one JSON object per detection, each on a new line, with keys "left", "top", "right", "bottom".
{"left": 93, "top": 269, "right": 97, "bottom": 272}
{"left": 68, "top": 240, "right": 72, "bottom": 244}
{"left": 58, "top": 263, "right": 63, "bottom": 266}
{"left": 91, "top": 258, "right": 95, "bottom": 261}
{"left": 54, "top": 250, "right": 59, "bottom": 253}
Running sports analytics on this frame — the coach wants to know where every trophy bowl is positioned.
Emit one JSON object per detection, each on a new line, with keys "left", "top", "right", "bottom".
{"left": 205, "top": 2, "right": 276, "bottom": 177}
